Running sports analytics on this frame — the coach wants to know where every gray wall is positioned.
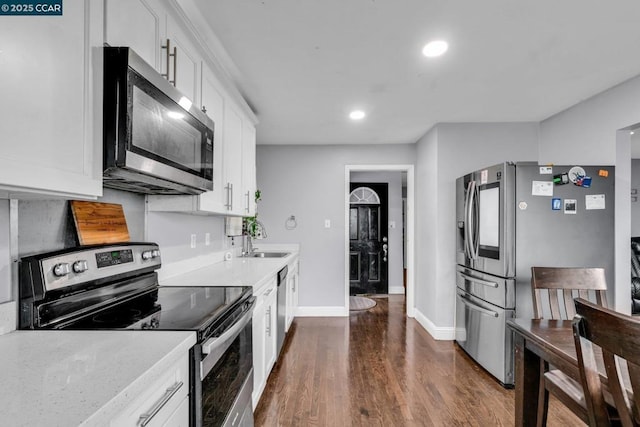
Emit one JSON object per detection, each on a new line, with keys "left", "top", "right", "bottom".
{"left": 538, "top": 74, "right": 640, "bottom": 313}
{"left": 256, "top": 144, "right": 415, "bottom": 308}
{"left": 415, "top": 122, "right": 540, "bottom": 327}
{"left": 350, "top": 171, "right": 404, "bottom": 292}
{"left": 539, "top": 75, "right": 640, "bottom": 165}
{"left": 146, "top": 212, "right": 227, "bottom": 263}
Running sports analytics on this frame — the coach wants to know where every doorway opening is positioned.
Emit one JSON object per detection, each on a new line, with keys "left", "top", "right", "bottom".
{"left": 344, "top": 165, "right": 415, "bottom": 318}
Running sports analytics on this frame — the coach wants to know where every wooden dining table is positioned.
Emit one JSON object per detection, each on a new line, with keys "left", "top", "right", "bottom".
{"left": 507, "top": 318, "right": 579, "bottom": 427}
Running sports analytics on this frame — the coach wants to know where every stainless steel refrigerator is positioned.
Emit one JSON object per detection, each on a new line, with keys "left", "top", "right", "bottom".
{"left": 455, "top": 162, "right": 614, "bottom": 387}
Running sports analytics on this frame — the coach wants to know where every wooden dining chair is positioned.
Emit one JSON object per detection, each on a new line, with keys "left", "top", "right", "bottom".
{"left": 530, "top": 266, "right": 609, "bottom": 425}
{"left": 573, "top": 298, "right": 640, "bottom": 426}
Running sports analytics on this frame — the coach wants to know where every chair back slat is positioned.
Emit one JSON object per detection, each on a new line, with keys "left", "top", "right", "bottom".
{"left": 574, "top": 299, "right": 640, "bottom": 426}
{"left": 531, "top": 267, "right": 608, "bottom": 320}
{"left": 563, "top": 290, "right": 576, "bottom": 319}
{"left": 549, "top": 289, "right": 561, "bottom": 319}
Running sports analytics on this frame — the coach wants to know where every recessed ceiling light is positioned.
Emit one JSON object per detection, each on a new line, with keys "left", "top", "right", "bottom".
{"left": 349, "top": 110, "right": 366, "bottom": 120}
{"left": 422, "top": 40, "right": 448, "bottom": 58}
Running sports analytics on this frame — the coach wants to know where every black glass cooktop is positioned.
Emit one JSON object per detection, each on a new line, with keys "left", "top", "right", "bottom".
{"left": 67, "top": 286, "right": 252, "bottom": 333}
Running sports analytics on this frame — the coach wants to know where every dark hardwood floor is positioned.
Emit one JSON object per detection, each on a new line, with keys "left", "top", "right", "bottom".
{"left": 255, "top": 295, "right": 583, "bottom": 426}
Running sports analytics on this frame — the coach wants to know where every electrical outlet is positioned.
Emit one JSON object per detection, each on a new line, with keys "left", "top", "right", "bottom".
{"left": 190, "top": 234, "right": 197, "bottom": 249}
{"left": 325, "top": 219, "right": 331, "bottom": 228}
{"left": 205, "top": 233, "right": 211, "bottom": 246}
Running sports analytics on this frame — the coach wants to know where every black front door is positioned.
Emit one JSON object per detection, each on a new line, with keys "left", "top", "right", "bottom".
{"left": 349, "top": 182, "right": 388, "bottom": 295}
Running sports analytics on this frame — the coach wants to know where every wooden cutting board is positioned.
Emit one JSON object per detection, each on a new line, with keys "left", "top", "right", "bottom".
{"left": 70, "top": 200, "right": 130, "bottom": 245}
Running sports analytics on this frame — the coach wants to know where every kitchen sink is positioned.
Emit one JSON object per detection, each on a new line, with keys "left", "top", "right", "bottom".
{"left": 249, "top": 252, "right": 290, "bottom": 258}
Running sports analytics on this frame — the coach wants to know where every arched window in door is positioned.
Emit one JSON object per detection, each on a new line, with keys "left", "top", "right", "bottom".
{"left": 349, "top": 186, "right": 381, "bottom": 205}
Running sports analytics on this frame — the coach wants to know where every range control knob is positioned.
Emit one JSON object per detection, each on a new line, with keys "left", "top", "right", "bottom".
{"left": 53, "top": 263, "right": 71, "bottom": 277}
{"left": 72, "top": 260, "right": 88, "bottom": 273}
{"left": 141, "top": 250, "right": 153, "bottom": 260}
{"left": 152, "top": 249, "right": 160, "bottom": 258}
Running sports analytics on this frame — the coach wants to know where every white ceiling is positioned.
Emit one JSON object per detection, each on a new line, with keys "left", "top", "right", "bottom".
{"left": 191, "top": 1, "right": 640, "bottom": 146}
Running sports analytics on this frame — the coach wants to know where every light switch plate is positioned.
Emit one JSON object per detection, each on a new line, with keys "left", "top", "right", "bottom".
{"left": 324, "top": 219, "right": 331, "bottom": 228}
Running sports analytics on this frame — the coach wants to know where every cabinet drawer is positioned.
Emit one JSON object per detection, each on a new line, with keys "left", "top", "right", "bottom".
{"left": 254, "top": 277, "right": 277, "bottom": 307}
{"left": 110, "top": 353, "right": 189, "bottom": 427}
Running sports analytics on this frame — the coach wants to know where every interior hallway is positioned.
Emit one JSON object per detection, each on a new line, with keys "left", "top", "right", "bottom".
{"left": 255, "top": 295, "right": 582, "bottom": 426}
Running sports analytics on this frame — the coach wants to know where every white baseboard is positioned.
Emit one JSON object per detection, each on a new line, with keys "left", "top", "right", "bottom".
{"left": 413, "top": 308, "right": 455, "bottom": 340}
{"left": 388, "top": 286, "right": 405, "bottom": 295}
{"left": 295, "top": 306, "right": 348, "bottom": 317}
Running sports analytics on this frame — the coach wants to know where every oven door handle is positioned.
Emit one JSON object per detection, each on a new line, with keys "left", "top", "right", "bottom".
{"left": 200, "top": 297, "right": 255, "bottom": 380}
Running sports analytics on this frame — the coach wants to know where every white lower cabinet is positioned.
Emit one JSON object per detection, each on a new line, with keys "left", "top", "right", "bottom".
{"left": 252, "top": 277, "right": 277, "bottom": 408}
{"left": 110, "top": 352, "right": 189, "bottom": 427}
{"left": 162, "top": 395, "right": 190, "bottom": 427}
{"left": 286, "top": 259, "right": 299, "bottom": 332}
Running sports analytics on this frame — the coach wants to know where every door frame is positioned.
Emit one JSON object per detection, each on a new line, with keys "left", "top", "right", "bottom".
{"left": 344, "top": 164, "right": 416, "bottom": 318}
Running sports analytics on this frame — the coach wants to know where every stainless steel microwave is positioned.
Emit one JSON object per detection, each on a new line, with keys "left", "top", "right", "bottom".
{"left": 103, "top": 47, "right": 214, "bottom": 195}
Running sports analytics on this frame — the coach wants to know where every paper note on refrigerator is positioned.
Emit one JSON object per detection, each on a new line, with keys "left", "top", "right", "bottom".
{"left": 585, "top": 194, "right": 606, "bottom": 210}
{"left": 532, "top": 181, "right": 553, "bottom": 196}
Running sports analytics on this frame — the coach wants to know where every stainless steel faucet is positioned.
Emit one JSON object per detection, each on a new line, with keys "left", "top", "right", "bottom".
{"left": 242, "top": 233, "right": 253, "bottom": 256}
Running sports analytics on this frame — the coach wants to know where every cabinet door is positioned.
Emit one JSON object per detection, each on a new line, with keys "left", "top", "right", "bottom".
{"left": 165, "top": 15, "right": 200, "bottom": 105}
{"left": 198, "top": 64, "right": 226, "bottom": 212}
{"left": 251, "top": 299, "right": 266, "bottom": 408}
{"left": 241, "top": 122, "right": 257, "bottom": 216}
{"left": 223, "top": 103, "right": 244, "bottom": 215}
{"left": 264, "top": 291, "right": 278, "bottom": 374}
{"left": 0, "top": 1, "right": 102, "bottom": 198}
{"left": 105, "top": 0, "right": 164, "bottom": 70}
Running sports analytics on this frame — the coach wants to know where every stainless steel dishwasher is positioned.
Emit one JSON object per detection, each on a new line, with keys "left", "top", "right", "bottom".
{"left": 276, "top": 265, "right": 288, "bottom": 356}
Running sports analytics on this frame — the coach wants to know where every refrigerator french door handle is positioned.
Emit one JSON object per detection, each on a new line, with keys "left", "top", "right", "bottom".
{"left": 458, "top": 294, "right": 499, "bottom": 318}
{"left": 464, "top": 181, "right": 473, "bottom": 259}
{"left": 458, "top": 272, "right": 499, "bottom": 288}
{"left": 466, "top": 180, "right": 478, "bottom": 259}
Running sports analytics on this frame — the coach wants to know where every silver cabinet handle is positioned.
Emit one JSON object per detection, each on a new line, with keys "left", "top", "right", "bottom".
{"left": 266, "top": 306, "right": 271, "bottom": 337}
{"left": 225, "top": 182, "right": 232, "bottom": 210}
{"left": 245, "top": 191, "right": 251, "bottom": 213}
{"left": 458, "top": 272, "right": 499, "bottom": 288}
{"left": 137, "top": 381, "right": 183, "bottom": 426}
{"left": 458, "top": 295, "right": 499, "bottom": 318}
{"left": 161, "top": 39, "right": 177, "bottom": 86}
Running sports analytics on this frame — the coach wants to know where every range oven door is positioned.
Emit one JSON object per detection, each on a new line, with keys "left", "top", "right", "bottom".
{"left": 193, "top": 297, "right": 255, "bottom": 427}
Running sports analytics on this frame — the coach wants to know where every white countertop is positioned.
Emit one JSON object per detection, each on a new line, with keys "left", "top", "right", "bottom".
{"left": 160, "top": 247, "right": 299, "bottom": 289}
{"left": 0, "top": 330, "right": 196, "bottom": 427}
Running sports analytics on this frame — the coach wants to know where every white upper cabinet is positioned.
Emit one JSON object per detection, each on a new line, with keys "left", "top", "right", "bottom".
{"left": 0, "top": 1, "right": 103, "bottom": 199}
{"left": 105, "top": 0, "right": 164, "bottom": 70}
{"left": 241, "top": 122, "right": 257, "bottom": 216}
{"left": 164, "top": 14, "right": 200, "bottom": 106}
{"left": 223, "top": 103, "right": 244, "bottom": 215}
{"left": 110, "top": 0, "right": 259, "bottom": 214}
{"left": 196, "top": 64, "right": 226, "bottom": 212}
